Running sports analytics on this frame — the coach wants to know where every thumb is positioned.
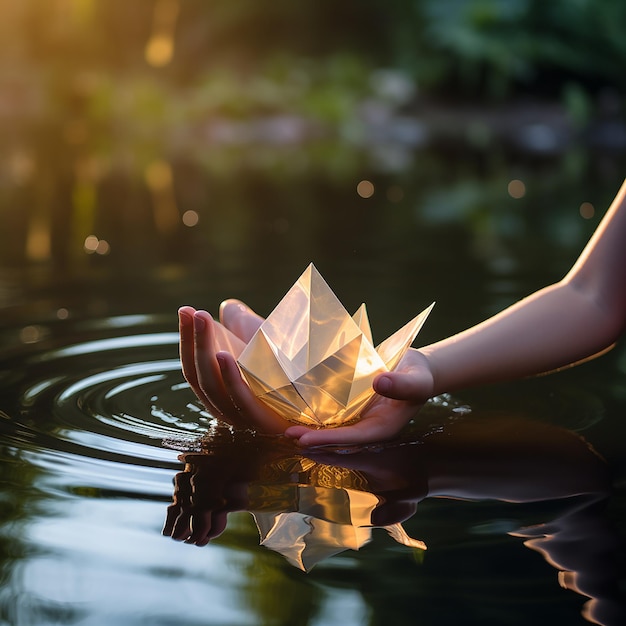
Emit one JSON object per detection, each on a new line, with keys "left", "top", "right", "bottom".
{"left": 373, "top": 371, "right": 433, "bottom": 403}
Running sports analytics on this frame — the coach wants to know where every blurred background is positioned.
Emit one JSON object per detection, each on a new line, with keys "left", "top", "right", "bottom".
{"left": 1, "top": 0, "right": 625, "bottom": 332}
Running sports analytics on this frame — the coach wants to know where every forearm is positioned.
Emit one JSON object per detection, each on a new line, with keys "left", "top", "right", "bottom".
{"left": 422, "top": 179, "right": 626, "bottom": 396}
{"left": 422, "top": 279, "right": 624, "bottom": 395}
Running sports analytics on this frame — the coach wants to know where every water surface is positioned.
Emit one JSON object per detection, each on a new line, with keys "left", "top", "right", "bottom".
{"left": 1, "top": 147, "right": 626, "bottom": 625}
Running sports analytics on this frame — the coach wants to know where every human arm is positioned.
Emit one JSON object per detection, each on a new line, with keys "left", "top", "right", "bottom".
{"left": 383, "top": 177, "right": 626, "bottom": 400}
{"left": 288, "top": 178, "right": 626, "bottom": 445}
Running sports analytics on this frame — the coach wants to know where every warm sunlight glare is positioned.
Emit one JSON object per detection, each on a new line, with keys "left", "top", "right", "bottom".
{"left": 84, "top": 235, "right": 99, "bottom": 253}
{"left": 145, "top": 0, "right": 180, "bottom": 67}
{"left": 357, "top": 180, "right": 375, "bottom": 198}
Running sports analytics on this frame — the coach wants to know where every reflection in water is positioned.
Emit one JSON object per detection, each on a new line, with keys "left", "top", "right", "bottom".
{"left": 165, "top": 442, "right": 426, "bottom": 572}
{"left": 164, "top": 417, "right": 625, "bottom": 626}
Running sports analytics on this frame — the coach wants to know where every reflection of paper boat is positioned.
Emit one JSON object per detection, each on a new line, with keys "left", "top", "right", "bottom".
{"left": 245, "top": 456, "right": 426, "bottom": 572}
{"left": 254, "top": 511, "right": 372, "bottom": 572}
{"left": 235, "top": 264, "right": 434, "bottom": 427}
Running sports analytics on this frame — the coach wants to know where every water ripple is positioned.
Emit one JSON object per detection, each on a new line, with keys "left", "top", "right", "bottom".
{"left": 0, "top": 318, "right": 210, "bottom": 471}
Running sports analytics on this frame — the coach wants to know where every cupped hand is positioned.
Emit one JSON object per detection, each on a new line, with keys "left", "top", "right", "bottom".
{"left": 285, "top": 348, "right": 435, "bottom": 446}
{"left": 180, "top": 300, "right": 436, "bottom": 445}
{"left": 178, "top": 300, "right": 293, "bottom": 434}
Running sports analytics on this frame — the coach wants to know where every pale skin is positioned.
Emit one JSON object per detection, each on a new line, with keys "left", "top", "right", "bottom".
{"left": 179, "top": 178, "right": 626, "bottom": 446}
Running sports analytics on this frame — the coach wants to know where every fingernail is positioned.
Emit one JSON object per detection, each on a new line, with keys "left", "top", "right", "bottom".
{"left": 215, "top": 353, "right": 226, "bottom": 369}
{"left": 193, "top": 314, "right": 206, "bottom": 332}
{"left": 375, "top": 375, "right": 392, "bottom": 394}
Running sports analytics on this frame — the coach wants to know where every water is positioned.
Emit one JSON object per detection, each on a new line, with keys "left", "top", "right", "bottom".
{"left": 1, "top": 144, "right": 626, "bottom": 625}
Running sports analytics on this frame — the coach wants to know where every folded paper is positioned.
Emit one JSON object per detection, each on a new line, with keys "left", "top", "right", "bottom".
{"left": 220, "top": 263, "right": 434, "bottom": 427}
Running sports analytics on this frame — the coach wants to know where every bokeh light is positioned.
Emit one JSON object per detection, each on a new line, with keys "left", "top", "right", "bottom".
{"left": 507, "top": 179, "right": 526, "bottom": 199}
{"left": 579, "top": 202, "right": 595, "bottom": 219}
{"left": 182, "top": 210, "right": 199, "bottom": 227}
{"left": 357, "top": 180, "right": 375, "bottom": 198}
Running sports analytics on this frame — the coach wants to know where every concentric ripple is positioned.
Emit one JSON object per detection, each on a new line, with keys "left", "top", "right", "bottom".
{"left": 0, "top": 313, "right": 475, "bottom": 477}
{"left": 0, "top": 315, "right": 212, "bottom": 471}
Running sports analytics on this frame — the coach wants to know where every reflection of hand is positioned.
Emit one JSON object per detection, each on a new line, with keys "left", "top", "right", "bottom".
{"left": 178, "top": 300, "right": 293, "bottom": 434}
{"left": 285, "top": 348, "right": 435, "bottom": 446}
{"left": 163, "top": 465, "right": 236, "bottom": 546}
{"left": 162, "top": 448, "right": 265, "bottom": 546}
{"left": 163, "top": 440, "right": 425, "bottom": 549}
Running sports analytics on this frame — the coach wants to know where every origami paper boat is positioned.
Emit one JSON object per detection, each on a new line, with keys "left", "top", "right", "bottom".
{"left": 231, "top": 264, "right": 433, "bottom": 428}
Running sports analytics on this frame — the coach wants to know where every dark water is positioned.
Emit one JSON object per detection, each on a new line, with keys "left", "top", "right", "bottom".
{"left": 1, "top": 142, "right": 626, "bottom": 625}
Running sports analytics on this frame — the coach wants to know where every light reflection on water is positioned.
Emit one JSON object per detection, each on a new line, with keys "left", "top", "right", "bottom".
{"left": 0, "top": 315, "right": 624, "bottom": 625}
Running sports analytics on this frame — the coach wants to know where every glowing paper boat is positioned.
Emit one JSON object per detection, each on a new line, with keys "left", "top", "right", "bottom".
{"left": 230, "top": 264, "right": 433, "bottom": 428}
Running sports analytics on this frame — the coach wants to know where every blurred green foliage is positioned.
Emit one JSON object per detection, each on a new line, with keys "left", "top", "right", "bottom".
{"left": 0, "top": 0, "right": 624, "bottom": 282}
{"left": 1, "top": 0, "right": 625, "bottom": 128}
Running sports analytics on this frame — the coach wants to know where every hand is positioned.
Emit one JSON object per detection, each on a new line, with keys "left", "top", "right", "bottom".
{"left": 178, "top": 300, "right": 293, "bottom": 434}
{"left": 285, "top": 348, "right": 435, "bottom": 446}
{"left": 180, "top": 300, "right": 436, "bottom": 444}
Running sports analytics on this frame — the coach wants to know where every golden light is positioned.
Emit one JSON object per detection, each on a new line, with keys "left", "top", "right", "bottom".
{"left": 84, "top": 235, "right": 99, "bottom": 253}
{"left": 145, "top": 160, "right": 173, "bottom": 191}
{"left": 579, "top": 202, "right": 595, "bottom": 219}
{"left": 145, "top": 0, "right": 180, "bottom": 68}
{"left": 145, "top": 35, "right": 174, "bottom": 68}
{"left": 356, "top": 180, "right": 375, "bottom": 198}
{"left": 56, "top": 308, "right": 70, "bottom": 320}
{"left": 84, "top": 235, "right": 110, "bottom": 255}
{"left": 507, "top": 179, "right": 526, "bottom": 199}
{"left": 182, "top": 210, "right": 199, "bottom": 227}
{"left": 145, "top": 159, "right": 179, "bottom": 233}
{"left": 95, "top": 239, "right": 110, "bottom": 255}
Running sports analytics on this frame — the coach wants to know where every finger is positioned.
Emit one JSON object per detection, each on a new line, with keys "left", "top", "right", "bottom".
{"left": 193, "top": 311, "right": 235, "bottom": 418}
{"left": 373, "top": 371, "right": 432, "bottom": 402}
{"left": 219, "top": 299, "right": 264, "bottom": 343}
{"left": 179, "top": 307, "right": 216, "bottom": 410}
{"left": 216, "top": 351, "right": 288, "bottom": 434}
{"left": 186, "top": 510, "right": 214, "bottom": 546}
{"left": 162, "top": 502, "right": 182, "bottom": 536}
{"left": 171, "top": 505, "right": 193, "bottom": 541}
{"left": 179, "top": 306, "right": 199, "bottom": 389}
{"left": 204, "top": 510, "right": 229, "bottom": 543}
{"left": 191, "top": 510, "right": 229, "bottom": 547}
{"left": 284, "top": 402, "right": 417, "bottom": 447}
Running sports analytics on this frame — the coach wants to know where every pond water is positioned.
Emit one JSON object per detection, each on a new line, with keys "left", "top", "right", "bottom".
{"left": 1, "top": 138, "right": 626, "bottom": 625}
